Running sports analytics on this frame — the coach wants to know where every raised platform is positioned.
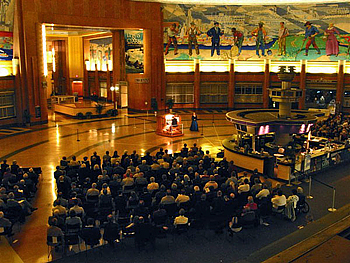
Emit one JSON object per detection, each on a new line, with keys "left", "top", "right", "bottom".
{"left": 54, "top": 101, "right": 114, "bottom": 117}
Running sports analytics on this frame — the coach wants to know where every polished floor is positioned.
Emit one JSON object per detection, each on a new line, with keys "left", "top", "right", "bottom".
{"left": 1, "top": 109, "right": 231, "bottom": 263}
{"left": 1, "top": 109, "right": 350, "bottom": 263}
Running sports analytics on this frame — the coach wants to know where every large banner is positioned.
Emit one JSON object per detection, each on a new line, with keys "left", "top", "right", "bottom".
{"left": 89, "top": 30, "right": 144, "bottom": 73}
{"left": 163, "top": 3, "right": 350, "bottom": 61}
{"left": 125, "top": 30, "right": 144, "bottom": 73}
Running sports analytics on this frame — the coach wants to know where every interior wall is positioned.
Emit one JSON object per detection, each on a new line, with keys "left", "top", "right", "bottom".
{"left": 13, "top": 0, "right": 163, "bottom": 125}
{"left": 68, "top": 36, "right": 83, "bottom": 79}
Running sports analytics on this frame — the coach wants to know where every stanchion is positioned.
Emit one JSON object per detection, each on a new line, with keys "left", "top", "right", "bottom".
{"left": 143, "top": 119, "right": 146, "bottom": 131}
{"left": 307, "top": 175, "right": 313, "bottom": 199}
{"left": 201, "top": 124, "right": 204, "bottom": 136}
{"left": 292, "top": 171, "right": 301, "bottom": 185}
{"left": 76, "top": 129, "right": 80, "bottom": 142}
{"left": 286, "top": 173, "right": 292, "bottom": 187}
{"left": 181, "top": 124, "right": 184, "bottom": 134}
{"left": 328, "top": 188, "right": 337, "bottom": 212}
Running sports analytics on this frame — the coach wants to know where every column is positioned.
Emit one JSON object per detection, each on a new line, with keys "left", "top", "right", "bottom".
{"left": 112, "top": 30, "right": 126, "bottom": 108}
{"left": 298, "top": 60, "right": 306, "bottom": 109}
{"left": 194, "top": 59, "right": 200, "bottom": 109}
{"left": 228, "top": 60, "right": 235, "bottom": 109}
{"left": 112, "top": 30, "right": 126, "bottom": 84}
{"left": 35, "top": 23, "right": 48, "bottom": 121}
{"left": 336, "top": 60, "right": 345, "bottom": 111}
{"left": 263, "top": 59, "right": 270, "bottom": 108}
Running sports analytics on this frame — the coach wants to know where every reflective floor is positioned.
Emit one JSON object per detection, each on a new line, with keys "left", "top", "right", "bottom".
{"left": 1, "top": 109, "right": 233, "bottom": 263}
{"left": 2, "top": 109, "right": 350, "bottom": 263}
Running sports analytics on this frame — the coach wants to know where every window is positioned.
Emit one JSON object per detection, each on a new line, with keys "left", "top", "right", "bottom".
{"left": 100, "top": 82, "right": 107, "bottom": 98}
{"left": 234, "top": 83, "right": 263, "bottom": 103}
{"left": 200, "top": 82, "right": 228, "bottom": 104}
{"left": 166, "top": 83, "right": 194, "bottom": 103}
{"left": 0, "top": 91, "right": 16, "bottom": 119}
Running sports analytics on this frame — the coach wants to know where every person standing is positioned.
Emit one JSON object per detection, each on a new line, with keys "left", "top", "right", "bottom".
{"left": 207, "top": 22, "right": 224, "bottom": 57}
{"left": 187, "top": 22, "right": 201, "bottom": 56}
{"left": 165, "top": 23, "right": 179, "bottom": 56}
{"left": 252, "top": 22, "right": 267, "bottom": 57}
{"left": 278, "top": 22, "right": 289, "bottom": 56}
{"left": 303, "top": 21, "right": 321, "bottom": 56}
{"left": 232, "top": 28, "right": 244, "bottom": 55}
{"left": 325, "top": 23, "right": 340, "bottom": 56}
{"left": 190, "top": 112, "right": 198, "bottom": 131}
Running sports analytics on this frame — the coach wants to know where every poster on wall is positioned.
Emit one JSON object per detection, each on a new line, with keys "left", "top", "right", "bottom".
{"left": 0, "top": 31, "right": 13, "bottom": 61}
{"left": 89, "top": 30, "right": 144, "bottom": 73}
{"left": 125, "top": 30, "right": 144, "bottom": 73}
{"left": 162, "top": 3, "right": 350, "bottom": 61}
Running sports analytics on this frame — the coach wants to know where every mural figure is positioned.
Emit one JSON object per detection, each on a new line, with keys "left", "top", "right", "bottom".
{"left": 325, "top": 23, "right": 340, "bottom": 56}
{"left": 341, "top": 35, "right": 350, "bottom": 55}
{"left": 252, "top": 22, "right": 267, "bottom": 57}
{"left": 303, "top": 21, "right": 320, "bottom": 56}
{"left": 165, "top": 23, "right": 179, "bottom": 55}
{"left": 278, "top": 22, "right": 289, "bottom": 56}
{"left": 232, "top": 28, "right": 244, "bottom": 55}
{"left": 207, "top": 22, "right": 224, "bottom": 57}
{"left": 0, "top": 0, "right": 11, "bottom": 26}
{"left": 187, "top": 22, "right": 201, "bottom": 56}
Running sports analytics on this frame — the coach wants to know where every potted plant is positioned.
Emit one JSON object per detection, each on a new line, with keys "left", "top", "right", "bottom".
{"left": 76, "top": 112, "right": 84, "bottom": 119}
{"left": 85, "top": 112, "right": 93, "bottom": 119}
{"left": 95, "top": 103, "right": 105, "bottom": 116}
{"left": 166, "top": 98, "right": 174, "bottom": 113}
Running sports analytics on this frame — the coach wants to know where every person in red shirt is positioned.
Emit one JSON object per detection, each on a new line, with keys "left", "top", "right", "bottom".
{"left": 232, "top": 28, "right": 244, "bottom": 55}
{"left": 341, "top": 35, "right": 350, "bottom": 55}
{"left": 243, "top": 195, "right": 258, "bottom": 212}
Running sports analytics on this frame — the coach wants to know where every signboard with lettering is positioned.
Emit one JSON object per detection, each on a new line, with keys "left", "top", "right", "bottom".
{"left": 135, "top": 78, "right": 149, "bottom": 84}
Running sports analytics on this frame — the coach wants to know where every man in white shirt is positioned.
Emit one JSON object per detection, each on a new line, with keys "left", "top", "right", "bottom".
{"left": 173, "top": 209, "right": 188, "bottom": 226}
{"left": 238, "top": 179, "right": 250, "bottom": 194}
{"left": 271, "top": 190, "right": 287, "bottom": 209}
{"left": 165, "top": 23, "right": 179, "bottom": 55}
{"left": 175, "top": 190, "right": 190, "bottom": 206}
{"left": 256, "top": 184, "right": 270, "bottom": 200}
{"left": 278, "top": 22, "right": 289, "bottom": 56}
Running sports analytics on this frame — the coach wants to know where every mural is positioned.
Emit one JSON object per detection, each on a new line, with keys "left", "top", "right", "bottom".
{"left": 89, "top": 37, "right": 112, "bottom": 68}
{"left": 0, "top": 0, "right": 14, "bottom": 32}
{"left": 0, "top": 0, "right": 13, "bottom": 61}
{"left": 89, "top": 30, "right": 144, "bottom": 73}
{"left": 162, "top": 3, "right": 350, "bottom": 61}
{"left": 0, "top": 31, "right": 12, "bottom": 61}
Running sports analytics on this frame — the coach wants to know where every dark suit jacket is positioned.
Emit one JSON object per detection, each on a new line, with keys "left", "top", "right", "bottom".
{"left": 207, "top": 27, "right": 223, "bottom": 43}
